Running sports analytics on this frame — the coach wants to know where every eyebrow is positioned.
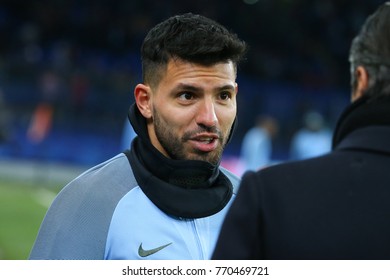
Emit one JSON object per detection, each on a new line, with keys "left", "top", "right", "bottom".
{"left": 174, "top": 83, "right": 236, "bottom": 93}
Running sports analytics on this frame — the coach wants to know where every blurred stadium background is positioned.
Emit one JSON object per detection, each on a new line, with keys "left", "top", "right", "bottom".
{"left": 0, "top": 0, "right": 385, "bottom": 259}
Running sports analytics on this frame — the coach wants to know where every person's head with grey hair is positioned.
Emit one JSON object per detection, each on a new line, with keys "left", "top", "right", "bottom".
{"left": 349, "top": 2, "right": 390, "bottom": 101}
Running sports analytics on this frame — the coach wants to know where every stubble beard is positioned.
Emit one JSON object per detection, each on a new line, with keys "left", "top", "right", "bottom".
{"left": 152, "top": 108, "right": 227, "bottom": 165}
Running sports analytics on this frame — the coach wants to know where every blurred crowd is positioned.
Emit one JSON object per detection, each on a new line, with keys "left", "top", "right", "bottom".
{"left": 1, "top": 0, "right": 384, "bottom": 86}
{"left": 0, "top": 0, "right": 385, "bottom": 165}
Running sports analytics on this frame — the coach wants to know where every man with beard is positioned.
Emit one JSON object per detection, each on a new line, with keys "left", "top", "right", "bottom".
{"left": 29, "top": 13, "right": 246, "bottom": 260}
{"left": 212, "top": 2, "right": 390, "bottom": 260}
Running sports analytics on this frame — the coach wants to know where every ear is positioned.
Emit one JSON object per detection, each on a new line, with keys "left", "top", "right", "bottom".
{"left": 352, "top": 66, "right": 369, "bottom": 101}
{"left": 134, "top": 83, "right": 152, "bottom": 118}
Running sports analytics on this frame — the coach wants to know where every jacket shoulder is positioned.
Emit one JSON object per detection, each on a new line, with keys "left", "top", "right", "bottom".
{"left": 220, "top": 167, "right": 241, "bottom": 195}
{"left": 29, "top": 153, "right": 137, "bottom": 260}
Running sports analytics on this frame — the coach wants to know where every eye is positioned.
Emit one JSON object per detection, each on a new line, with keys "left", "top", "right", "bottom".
{"left": 178, "top": 92, "right": 194, "bottom": 101}
{"left": 219, "top": 91, "right": 232, "bottom": 100}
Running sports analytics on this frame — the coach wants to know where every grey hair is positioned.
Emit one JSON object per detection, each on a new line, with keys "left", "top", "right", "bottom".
{"left": 349, "top": 2, "right": 390, "bottom": 98}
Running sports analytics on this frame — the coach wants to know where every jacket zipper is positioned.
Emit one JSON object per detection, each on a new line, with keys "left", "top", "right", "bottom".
{"left": 191, "top": 219, "right": 204, "bottom": 259}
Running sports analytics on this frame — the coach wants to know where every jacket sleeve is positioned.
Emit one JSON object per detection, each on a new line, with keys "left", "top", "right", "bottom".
{"left": 29, "top": 154, "right": 137, "bottom": 260}
{"left": 212, "top": 171, "right": 263, "bottom": 259}
{"left": 29, "top": 178, "right": 110, "bottom": 260}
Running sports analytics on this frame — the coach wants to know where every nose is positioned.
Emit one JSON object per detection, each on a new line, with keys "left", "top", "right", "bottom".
{"left": 195, "top": 98, "right": 218, "bottom": 128}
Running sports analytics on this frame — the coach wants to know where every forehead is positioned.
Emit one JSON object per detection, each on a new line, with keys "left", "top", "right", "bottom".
{"left": 157, "top": 58, "right": 237, "bottom": 88}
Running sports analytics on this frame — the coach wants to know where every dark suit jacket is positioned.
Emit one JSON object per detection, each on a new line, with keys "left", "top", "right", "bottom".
{"left": 213, "top": 96, "right": 390, "bottom": 260}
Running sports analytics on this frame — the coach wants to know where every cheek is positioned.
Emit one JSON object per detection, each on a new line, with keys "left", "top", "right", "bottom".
{"left": 172, "top": 106, "right": 197, "bottom": 117}
{"left": 157, "top": 108, "right": 191, "bottom": 133}
{"left": 218, "top": 107, "right": 236, "bottom": 129}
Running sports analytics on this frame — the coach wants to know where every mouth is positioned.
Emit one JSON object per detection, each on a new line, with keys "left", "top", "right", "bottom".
{"left": 188, "top": 134, "right": 220, "bottom": 152}
{"left": 197, "top": 136, "right": 216, "bottom": 144}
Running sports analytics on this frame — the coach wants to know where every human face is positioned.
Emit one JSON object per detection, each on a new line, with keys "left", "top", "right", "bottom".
{"left": 136, "top": 58, "right": 238, "bottom": 165}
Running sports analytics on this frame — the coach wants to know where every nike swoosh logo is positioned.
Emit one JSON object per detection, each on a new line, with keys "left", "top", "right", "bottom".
{"left": 138, "top": 242, "right": 172, "bottom": 257}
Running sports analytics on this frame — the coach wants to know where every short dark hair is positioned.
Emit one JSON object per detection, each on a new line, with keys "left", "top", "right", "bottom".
{"left": 141, "top": 13, "right": 247, "bottom": 88}
{"left": 349, "top": 2, "right": 390, "bottom": 98}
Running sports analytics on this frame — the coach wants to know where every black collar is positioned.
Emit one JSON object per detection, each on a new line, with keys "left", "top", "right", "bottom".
{"left": 332, "top": 95, "right": 390, "bottom": 149}
{"left": 336, "top": 126, "right": 390, "bottom": 155}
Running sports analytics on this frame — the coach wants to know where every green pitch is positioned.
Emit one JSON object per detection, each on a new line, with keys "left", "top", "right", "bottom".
{"left": 0, "top": 179, "right": 62, "bottom": 259}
